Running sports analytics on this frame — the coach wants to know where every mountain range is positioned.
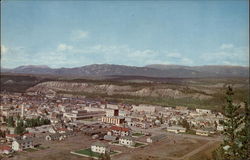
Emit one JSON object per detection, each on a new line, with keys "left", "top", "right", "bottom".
{"left": 1, "top": 64, "right": 249, "bottom": 78}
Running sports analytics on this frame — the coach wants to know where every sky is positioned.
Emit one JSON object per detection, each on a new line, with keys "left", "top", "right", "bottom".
{"left": 1, "top": 0, "right": 249, "bottom": 68}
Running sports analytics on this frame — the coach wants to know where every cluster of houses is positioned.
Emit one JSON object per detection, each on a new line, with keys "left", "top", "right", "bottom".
{"left": 0, "top": 91, "right": 225, "bottom": 157}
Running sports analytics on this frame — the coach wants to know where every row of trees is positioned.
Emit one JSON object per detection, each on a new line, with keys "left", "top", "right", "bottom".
{"left": 14, "top": 117, "right": 50, "bottom": 134}
{"left": 213, "top": 86, "right": 249, "bottom": 160}
{"left": 5, "top": 116, "right": 50, "bottom": 135}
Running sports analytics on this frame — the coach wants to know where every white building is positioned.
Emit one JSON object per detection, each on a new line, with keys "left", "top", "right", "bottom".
{"left": 119, "top": 136, "right": 135, "bottom": 147}
{"left": 146, "top": 134, "right": 166, "bottom": 143}
{"left": 91, "top": 142, "right": 110, "bottom": 154}
{"left": 217, "top": 125, "right": 224, "bottom": 131}
{"left": 132, "top": 105, "right": 156, "bottom": 113}
{"left": 196, "top": 109, "right": 212, "bottom": 114}
{"left": 12, "top": 139, "right": 34, "bottom": 151}
{"left": 108, "top": 126, "right": 131, "bottom": 136}
{"left": 167, "top": 126, "right": 186, "bottom": 134}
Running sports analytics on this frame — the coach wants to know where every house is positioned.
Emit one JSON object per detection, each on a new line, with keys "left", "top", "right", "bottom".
{"left": 119, "top": 136, "right": 135, "bottom": 147}
{"left": 6, "top": 134, "right": 20, "bottom": 142}
{"left": 104, "top": 135, "right": 117, "bottom": 141}
{"left": 167, "top": 126, "right": 186, "bottom": 134}
{"left": 57, "top": 128, "right": 68, "bottom": 133}
{"left": 0, "top": 145, "right": 12, "bottom": 154}
{"left": 48, "top": 127, "right": 57, "bottom": 134}
{"left": 196, "top": 109, "right": 212, "bottom": 114}
{"left": 22, "top": 133, "right": 35, "bottom": 139}
{"left": 12, "top": 139, "right": 34, "bottom": 151}
{"left": 146, "top": 134, "right": 166, "bottom": 143}
{"left": 217, "top": 125, "right": 224, "bottom": 131}
{"left": 91, "top": 142, "right": 110, "bottom": 154}
{"left": 108, "top": 126, "right": 131, "bottom": 136}
{"left": 45, "top": 133, "right": 65, "bottom": 141}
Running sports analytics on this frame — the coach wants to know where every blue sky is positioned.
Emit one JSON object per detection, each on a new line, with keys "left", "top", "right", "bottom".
{"left": 1, "top": 0, "right": 249, "bottom": 68}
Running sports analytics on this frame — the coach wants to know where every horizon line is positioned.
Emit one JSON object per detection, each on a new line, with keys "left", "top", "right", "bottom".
{"left": 1, "top": 63, "right": 249, "bottom": 70}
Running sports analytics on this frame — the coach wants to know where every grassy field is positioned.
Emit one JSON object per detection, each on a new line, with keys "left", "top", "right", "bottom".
{"left": 73, "top": 148, "right": 117, "bottom": 158}
{"left": 132, "top": 133, "right": 144, "bottom": 137}
{"left": 74, "top": 148, "right": 101, "bottom": 158}
{"left": 134, "top": 142, "right": 146, "bottom": 147}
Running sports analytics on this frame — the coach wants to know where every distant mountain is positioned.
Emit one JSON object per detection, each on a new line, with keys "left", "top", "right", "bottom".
{"left": 1, "top": 64, "right": 249, "bottom": 78}
{"left": 146, "top": 64, "right": 249, "bottom": 77}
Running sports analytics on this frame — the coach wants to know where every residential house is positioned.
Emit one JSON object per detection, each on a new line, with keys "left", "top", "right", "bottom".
{"left": 108, "top": 126, "right": 131, "bottom": 137}
{"left": 45, "top": 133, "right": 65, "bottom": 141}
{"left": 146, "top": 134, "right": 166, "bottom": 143}
{"left": 104, "top": 135, "right": 117, "bottom": 141}
{"left": 217, "top": 125, "right": 224, "bottom": 131}
{"left": 12, "top": 139, "right": 34, "bottom": 151}
{"left": 119, "top": 136, "right": 135, "bottom": 147}
{"left": 0, "top": 145, "right": 12, "bottom": 154}
{"left": 6, "top": 134, "right": 20, "bottom": 142}
{"left": 91, "top": 142, "right": 110, "bottom": 154}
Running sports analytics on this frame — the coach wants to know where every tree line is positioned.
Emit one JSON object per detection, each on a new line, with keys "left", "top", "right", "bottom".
{"left": 6, "top": 116, "right": 50, "bottom": 135}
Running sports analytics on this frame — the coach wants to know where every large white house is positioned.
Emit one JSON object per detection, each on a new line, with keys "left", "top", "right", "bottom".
{"left": 12, "top": 139, "right": 34, "bottom": 151}
{"left": 91, "top": 142, "right": 110, "bottom": 154}
{"left": 119, "top": 136, "right": 135, "bottom": 147}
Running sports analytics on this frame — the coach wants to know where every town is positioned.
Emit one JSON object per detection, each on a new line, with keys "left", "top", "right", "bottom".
{"left": 0, "top": 91, "right": 224, "bottom": 159}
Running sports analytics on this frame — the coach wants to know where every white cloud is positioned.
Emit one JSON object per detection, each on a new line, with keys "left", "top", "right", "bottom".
{"left": 71, "top": 30, "right": 89, "bottom": 40}
{"left": 165, "top": 52, "right": 193, "bottom": 65}
{"left": 57, "top": 44, "right": 73, "bottom": 52}
{"left": 220, "top": 43, "right": 234, "bottom": 50}
{"left": 201, "top": 44, "right": 249, "bottom": 66}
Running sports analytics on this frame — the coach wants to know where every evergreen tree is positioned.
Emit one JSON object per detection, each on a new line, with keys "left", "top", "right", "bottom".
{"left": 220, "top": 86, "right": 244, "bottom": 160}
{"left": 14, "top": 124, "right": 26, "bottom": 135}
{"left": 238, "top": 102, "right": 250, "bottom": 160}
{"left": 7, "top": 116, "right": 15, "bottom": 127}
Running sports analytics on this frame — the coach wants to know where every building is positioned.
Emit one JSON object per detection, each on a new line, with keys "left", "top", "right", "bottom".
{"left": 217, "top": 125, "right": 224, "bottom": 131}
{"left": 101, "top": 116, "right": 125, "bottom": 125}
{"left": 167, "top": 126, "right": 186, "bottom": 134}
{"left": 45, "top": 133, "right": 65, "bottom": 141}
{"left": 12, "top": 139, "right": 34, "bottom": 151}
{"left": 6, "top": 134, "right": 20, "bottom": 142}
{"left": 106, "top": 109, "right": 119, "bottom": 117}
{"left": 119, "top": 136, "right": 135, "bottom": 147}
{"left": 103, "top": 135, "right": 117, "bottom": 141}
{"left": 196, "top": 130, "right": 209, "bottom": 136}
{"left": 196, "top": 109, "right": 212, "bottom": 114}
{"left": 108, "top": 126, "right": 131, "bottom": 136}
{"left": 146, "top": 134, "right": 166, "bottom": 143}
{"left": 64, "top": 110, "right": 104, "bottom": 121}
{"left": 132, "top": 105, "right": 156, "bottom": 113}
{"left": 91, "top": 142, "right": 110, "bottom": 154}
{"left": 0, "top": 145, "right": 12, "bottom": 154}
